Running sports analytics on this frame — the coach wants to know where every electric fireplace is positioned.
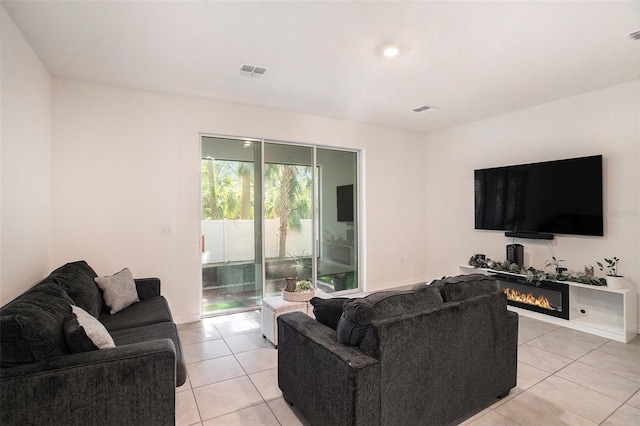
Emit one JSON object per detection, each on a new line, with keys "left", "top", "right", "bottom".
{"left": 495, "top": 275, "right": 569, "bottom": 320}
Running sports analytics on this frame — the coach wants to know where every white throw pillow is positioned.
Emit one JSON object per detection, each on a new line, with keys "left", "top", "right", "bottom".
{"left": 94, "top": 267, "right": 140, "bottom": 314}
{"left": 71, "top": 305, "right": 115, "bottom": 349}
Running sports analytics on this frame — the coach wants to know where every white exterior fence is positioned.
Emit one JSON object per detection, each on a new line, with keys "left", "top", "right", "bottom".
{"left": 201, "top": 219, "right": 313, "bottom": 264}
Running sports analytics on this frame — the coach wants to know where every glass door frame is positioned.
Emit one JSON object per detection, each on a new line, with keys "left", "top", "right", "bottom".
{"left": 200, "top": 133, "right": 362, "bottom": 315}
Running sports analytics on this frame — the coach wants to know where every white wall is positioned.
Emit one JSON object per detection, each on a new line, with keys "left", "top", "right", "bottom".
{"left": 424, "top": 81, "right": 640, "bottom": 331}
{"left": 52, "top": 78, "right": 428, "bottom": 322}
{"left": 0, "top": 6, "right": 53, "bottom": 305}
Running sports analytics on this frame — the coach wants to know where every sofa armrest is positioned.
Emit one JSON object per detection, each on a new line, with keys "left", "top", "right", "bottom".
{"left": 1, "top": 339, "right": 176, "bottom": 426}
{"left": 277, "top": 312, "right": 380, "bottom": 426}
{"left": 135, "top": 277, "right": 161, "bottom": 300}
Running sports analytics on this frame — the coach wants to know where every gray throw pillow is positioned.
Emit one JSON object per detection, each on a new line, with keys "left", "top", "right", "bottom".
{"left": 94, "top": 268, "right": 140, "bottom": 314}
{"left": 65, "top": 305, "right": 115, "bottom": 351}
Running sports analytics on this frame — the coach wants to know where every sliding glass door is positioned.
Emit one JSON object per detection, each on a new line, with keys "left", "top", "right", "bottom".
{"left": 201, "top": 137, "right": 262, "bottom": 313}
{"left": 263, "top": 143, "right": 314, "bottom": 297}
{"left": 316, "top": 149, "right": 358, "bottom": 292}
{"left": 201, "top": 136, "right": 359, "bottom": 314}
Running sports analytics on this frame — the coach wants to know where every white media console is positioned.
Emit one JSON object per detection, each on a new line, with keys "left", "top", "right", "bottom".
{"left": 459, "top": 265, "right": 637, "bottom": 343}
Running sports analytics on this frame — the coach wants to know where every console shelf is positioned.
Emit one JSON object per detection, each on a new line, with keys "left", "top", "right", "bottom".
{"left": 459, "top": 265, "right": 637, "bottom": 343}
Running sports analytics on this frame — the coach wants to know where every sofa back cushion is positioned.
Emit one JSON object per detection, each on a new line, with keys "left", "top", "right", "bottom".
{"left": 48, "top": 260, "right": 102, "bottom": 318}
{"left": 430, "top": 274, "right": 498, "bottom": 302}
{"left": 0, "top": 282, "right": 74, "bottom": 367}
{"left": 336, "top": 286, "right": 443, "bottom": 346}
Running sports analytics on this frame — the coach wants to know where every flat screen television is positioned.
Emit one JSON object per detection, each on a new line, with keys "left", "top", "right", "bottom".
{"left": 337, "top": 184, "right": 354, "bottom": 222}
{"left": 474, "top": 155, "right": 603, "bottom": 237}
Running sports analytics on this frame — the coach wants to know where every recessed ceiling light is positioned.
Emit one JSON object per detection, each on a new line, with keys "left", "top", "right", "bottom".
{"left": 382, "top": 45, "right": 400, "bottom": 58}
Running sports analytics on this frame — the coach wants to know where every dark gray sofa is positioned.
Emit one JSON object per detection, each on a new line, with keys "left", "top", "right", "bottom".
{"left": 277, "top": 274, "right": 518, "bottom": 426}
{"left": 0, "top": 261, "right": 186, "bottom": 426}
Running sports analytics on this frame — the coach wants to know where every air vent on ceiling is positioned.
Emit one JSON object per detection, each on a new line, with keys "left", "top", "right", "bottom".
{"left": 239, "top": 64, "right": 269, "bottom": 77}
{"left": 629, "top": 30, "right": 640, "bottom": 41}
{"left": 412, "top": 105, "right": 439, "bottom": 113}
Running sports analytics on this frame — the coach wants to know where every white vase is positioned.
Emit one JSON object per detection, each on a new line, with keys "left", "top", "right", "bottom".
{"left": 605, "top": 276, "right": 628, "bottom": 289}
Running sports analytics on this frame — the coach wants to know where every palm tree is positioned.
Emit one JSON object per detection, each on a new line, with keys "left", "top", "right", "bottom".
{"left": 203, "top": 159, "right": 218, "bottom": 219}
{"left": 264, "top": 164, "right": 311, "bottom": 258}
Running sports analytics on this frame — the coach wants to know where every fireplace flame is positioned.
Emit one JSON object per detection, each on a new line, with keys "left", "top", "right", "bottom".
{"left": 503, "top": 288, "right": 553, "bottom": 311}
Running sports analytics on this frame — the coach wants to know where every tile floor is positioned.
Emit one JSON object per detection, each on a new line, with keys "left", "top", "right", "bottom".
{"left": 176, "top": 311, "right": 640, "bottom": 426}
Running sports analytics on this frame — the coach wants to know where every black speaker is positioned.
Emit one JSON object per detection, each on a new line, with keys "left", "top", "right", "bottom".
{"left": 506, "top": 244, "right": 524, "bottom": 267}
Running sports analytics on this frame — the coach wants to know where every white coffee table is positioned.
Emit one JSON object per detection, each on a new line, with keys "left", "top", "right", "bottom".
{"left": 261, "top": 290, "right": 332, "bottom": 347}
{"left": 261, "top": 296, "right": 310, "bottom": 347}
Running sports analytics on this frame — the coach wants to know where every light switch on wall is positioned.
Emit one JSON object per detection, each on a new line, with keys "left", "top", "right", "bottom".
{"left": 161, "top": 225, "right": 173, "bottom": 236}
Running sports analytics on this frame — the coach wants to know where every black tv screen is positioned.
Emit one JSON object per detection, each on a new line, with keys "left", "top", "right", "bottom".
{"left": 474, "top": 155, "right": 603, "bottom": 236}
{"left": 337, "top": 184, "right": 354, "bottom": 222}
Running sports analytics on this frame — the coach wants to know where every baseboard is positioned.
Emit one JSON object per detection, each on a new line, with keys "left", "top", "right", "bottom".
{"left": 174, "top": 313, "right": 202, "bottom": 325}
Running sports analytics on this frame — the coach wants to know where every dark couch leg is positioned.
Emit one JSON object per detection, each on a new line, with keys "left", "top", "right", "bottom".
{"left": 497, "top": 390, "right": 511, "bottom": 399}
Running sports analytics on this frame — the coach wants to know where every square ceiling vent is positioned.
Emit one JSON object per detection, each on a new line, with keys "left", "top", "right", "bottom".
{"left": 412, "top": 105, "right": 439, "bottom": 113}
{"left": 239, "top": 64, "right": 268, "bottom": 77}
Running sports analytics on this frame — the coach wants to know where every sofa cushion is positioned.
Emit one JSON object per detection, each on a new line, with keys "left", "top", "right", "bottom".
{"left": 110, "top": 321, "right": 187, "bottom": 387}
{"left": 99, "top": 296, "right": 173, "bottom": 332}
{"left": 94, "top": 268, "right": 140, "bottom": 314}
{"left": 49, "top": 260, "right": 103, "bottom": 318}
{"left": 430, "top": 274, "right": 498, "bottom": 302}
{"left": 64, "top": 305, "right": 115, "bottom": 353}
{"left": 0, "top": 283, "right": 73, "bottom": 366}
{"left": 336, "top": 286, "right": 443, "bottom": 346}
{"left": 310, "top": 297, "right": 348, "bottom": 330}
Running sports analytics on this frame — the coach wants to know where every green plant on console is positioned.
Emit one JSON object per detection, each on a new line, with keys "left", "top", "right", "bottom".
{"left": 468, "top": 254, "right": 606, "bottom": 286}
{"left": 544, "top": 256, "right": 565, "bottom": 271}
{"left": 597, "top": 257, "right": 620, "bottom": 277}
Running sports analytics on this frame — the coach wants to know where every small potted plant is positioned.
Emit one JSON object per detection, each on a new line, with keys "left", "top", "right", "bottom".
{"left": 597, "top": 257, "right": 627, "bottom": 289}
{"left": 545, "top": 257, "right": 566, "bottom": 276}
{"left": 282, "top": 279, "right": 315, "bottom": 302}
{"left": 333, "top": 272, "right": 348, "bottom": 291}
{"left": 289, "top": 251, "right": 312, "bottom": 280}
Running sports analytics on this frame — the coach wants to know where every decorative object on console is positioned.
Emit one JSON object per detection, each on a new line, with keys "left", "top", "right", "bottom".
{"left": 597, "top": 257, "right": 628, "bottom": 289}
{"left": 597, "top": 256, "right": 620, "bottom": 276}
{"left": 545, "top": 256, "right": 568, "bottom": 280}
{"left": 468, "top": 255, "right": 606, "bottom": 286}
{"left": 506, "top": 244, "right": 524, "bottom": 267}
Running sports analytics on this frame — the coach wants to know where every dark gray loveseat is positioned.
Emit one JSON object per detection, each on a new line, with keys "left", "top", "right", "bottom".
{"left": 0, "top": 261, "right": 186, "bottom": 426}
{"left": 277, "top": 274, "right": 518, "bottom": 426}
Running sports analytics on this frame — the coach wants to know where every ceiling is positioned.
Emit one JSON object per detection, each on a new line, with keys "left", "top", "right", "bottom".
{"left": 3, "top": 1, "right": 639, "bottom": 135}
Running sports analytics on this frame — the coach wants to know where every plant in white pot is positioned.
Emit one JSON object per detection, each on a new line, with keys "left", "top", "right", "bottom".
{"left": 597, "top": 257, "right": 628, "bottom": 289}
